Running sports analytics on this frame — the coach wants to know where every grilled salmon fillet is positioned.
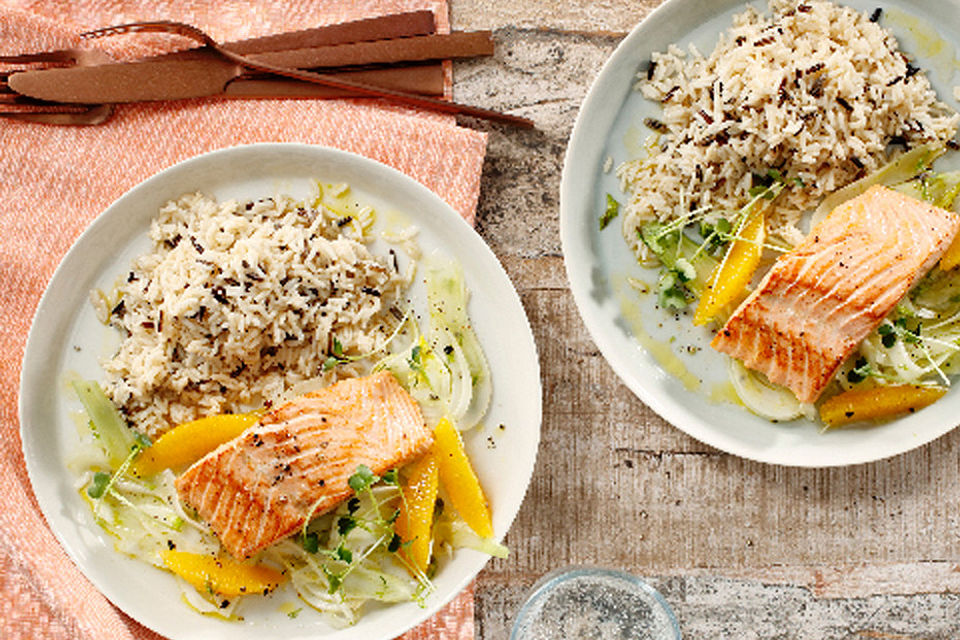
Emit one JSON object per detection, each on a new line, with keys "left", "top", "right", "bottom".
{"left": 176, "top": 371, "right": 431, "bottom": 559}
{"left": 712, "top": 185, "right": 960, "bottom": 404}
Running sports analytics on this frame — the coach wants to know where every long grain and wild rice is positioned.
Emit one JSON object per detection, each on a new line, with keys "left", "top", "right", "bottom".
{"left": 96, "top": 188, "right": 407, "bottom": 437}
{"left": 618, "top": 0, "right": 960, "bottom": 256}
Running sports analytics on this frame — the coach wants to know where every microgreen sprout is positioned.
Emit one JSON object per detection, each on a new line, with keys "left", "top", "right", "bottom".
{"left": 322, "top": 309, "right": 413, "bottom": 372}
{"left": 387, "top": 534, "right": 402, "bottom": 553}
{"left": 301, "top": 531, "right": 320, "bottom": 553}
{"left": 347, "top": 497, "right": 361, "bottom": 514}
{"left": 893, "top": 317, "right": 921, "bottom": 344}
{"left": 87, "top": 433, "right": 151, "bottom": 520}
{"left": 133, "top": 431, "right": 153, "bottom": 450}
{"left": 335, "top": 542, "right": 353, "bottom": 564}
{"left": 875, "top": 314, "right": 955, "bottom": 386}
{"left": 348, "top": 464, "right": 379, "bottom": 492}
{"left": 87, "top": 471, "right": 111, "bottom": 499}
{"left": 316, "top": 464, "right": 419, "bottom": 597}
{"left": 637, "top": 170, "right": 791, "bottom": 312}
{"left": 323, "top": 567, "right": 343, "bottom": 594}
{"left": 337, "top": 516, "right": 357, "bottom": 536}
{"left": 878, "top": 323, "right": 897, "bottom": 348}
{"left": 306, "top": 464, "right": 435, "bottom": 601}
{"left": 846, "top": 358, "right": 872, "bottom": 384}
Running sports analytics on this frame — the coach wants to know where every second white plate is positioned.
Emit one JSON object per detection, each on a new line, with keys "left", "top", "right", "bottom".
{"left": 561, "top": 0, "right": 960, "bottom": 466}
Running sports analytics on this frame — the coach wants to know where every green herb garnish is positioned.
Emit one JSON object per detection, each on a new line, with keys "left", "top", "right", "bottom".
{"left": 133, "top": 431, "right": 152, "bottom": 450}
{"left": 348, "top": 464, "right": 378, "bottom": 492}
{"left": 324, "top": 567, "right": 343, "bottom": 594}
{"left": 87, "top": 471, "right": 111, "bottom": 499}
{"left": 657, "top": 271, "right": 690, "bottom": 310}
{"left": 599, "top": 193, "right": 620, "bottom": 230}
{"left": 387, "top": 533, "right": 402, "bottom": 553}
{"left": 878, "top": 323, "right": 897, "bottom": 348}
{"left": 335, "top": 542, "right": 353, "bottom": 564}
{"left": 301, "top": 531, "right": 320, "bottom": 553}
{"left": 894, "top": 317, "right": 921, "bottom": 343}
{"left": 847, "top": 358, "right": 872, "bottom": 384}
{"left": 337, "top": 516, "right": 357, "bottom": 536}
{"left": 347, "top": 497, "right": 361, "bottom": 514}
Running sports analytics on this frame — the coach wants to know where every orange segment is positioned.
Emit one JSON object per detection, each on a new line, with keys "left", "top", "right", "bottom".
{"left": 394, "top": 451, "right": 439, "bottom": 574}
{"left": 160, "top": 550, "right": 285, "bottom": 597}
{"left": 940, "top": 234, "right": 960, "bottom": 270}
{"left": 433, "top": 417, "right": 493, "bottom": 539}
{"left": 819, "top": 385, "right": 946, "bottom": 428}
{"left": 135, "top": 413, "right": 259, "bottom": 476}
{"left": 694, "top": 209, "right": 765, "bottom": 325}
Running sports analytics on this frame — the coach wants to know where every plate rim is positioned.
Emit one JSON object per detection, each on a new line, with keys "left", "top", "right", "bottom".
{"left": 18, "top": 142, "right": 542, "bottom": 639}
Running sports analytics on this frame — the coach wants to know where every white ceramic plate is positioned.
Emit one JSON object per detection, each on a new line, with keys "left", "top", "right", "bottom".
{"left": 561, "top": 0, "right": 960, "bottom": 467}
{"left": 19, "top": 144, "right": 541, "bottom": 639}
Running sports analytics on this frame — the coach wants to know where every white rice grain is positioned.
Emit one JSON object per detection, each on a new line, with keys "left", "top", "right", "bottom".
{"left": 102, "top": 189, "right": 406, "bottom": 437}
{"left": 619, "top": 0, "right": 960, "bottom": 257}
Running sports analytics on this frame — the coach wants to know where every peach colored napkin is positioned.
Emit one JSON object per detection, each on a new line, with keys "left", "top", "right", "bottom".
{"left": 0, "top": 1, "right": 486, "bottom": 638}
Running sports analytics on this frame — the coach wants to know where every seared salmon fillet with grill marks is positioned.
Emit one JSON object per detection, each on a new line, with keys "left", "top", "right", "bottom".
{"left": 712, "top": 185, "right": 960, "bottom": 404}
{"left": 176, "top": 372, "right": 431, "bottom": 559}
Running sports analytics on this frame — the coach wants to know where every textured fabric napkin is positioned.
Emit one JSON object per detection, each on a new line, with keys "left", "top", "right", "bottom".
{"left": 0, "top": 1, "right": 486, "bottom": 638}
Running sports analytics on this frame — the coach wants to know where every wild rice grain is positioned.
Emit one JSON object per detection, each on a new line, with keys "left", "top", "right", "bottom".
{"left": 100, "top": 190, "right": 404, "bottom": 437}
{"left": 618, "top": 0, "right": 958, "bottom": 256}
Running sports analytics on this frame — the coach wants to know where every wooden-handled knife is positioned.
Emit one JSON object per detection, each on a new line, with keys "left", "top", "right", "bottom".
{"left": 7, "top": 32, "right": 493, "bottom": 104}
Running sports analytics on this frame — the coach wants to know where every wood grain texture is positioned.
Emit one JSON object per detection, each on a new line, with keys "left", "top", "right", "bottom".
{"left": 450, "top": 2, "right": 960, "bottom": 637}
{"left": 451, "top": 0, "right": 660, "bottom": 32}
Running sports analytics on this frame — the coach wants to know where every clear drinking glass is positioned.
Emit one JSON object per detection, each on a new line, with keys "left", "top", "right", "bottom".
{"left": 510, "top": 567, "right": 682, "bottom": 640}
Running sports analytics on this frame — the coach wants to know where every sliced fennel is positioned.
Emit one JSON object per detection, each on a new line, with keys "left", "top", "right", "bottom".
{"left": 434, "top": 514, "right": 508, "bottom": 560}
{"left": 376, "top": 256, "right": 492, "bottom": 430}
{"left": 71, "top": 379, "right": 140, "bottom": 469}
{"left": 424, "top": 256, "right": 492, "bottom": 430}
{"left": 892, "top": 170, "right": 960, "bottom": 211}
{"left": 265, "top": 483, "right": 431, "bottom": 628}
{"left": 810, "top": 144, "right": 943, "bottom": 227}
{"left": 728, "top": 359, "right": 809, "bottom": 422}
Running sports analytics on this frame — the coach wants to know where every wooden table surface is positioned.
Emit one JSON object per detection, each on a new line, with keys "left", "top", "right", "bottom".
{"left": 450, "top": 1, "right": 960, "bottom": 637}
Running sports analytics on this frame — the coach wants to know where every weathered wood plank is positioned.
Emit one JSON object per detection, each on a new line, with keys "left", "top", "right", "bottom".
{"left": 451, "top": 12, "right": 960, "bottom": 639}
{"left": 477, "top": 570, "right": 960, "bottom": 639}
{"left": 451, "top": 0, "right": 660, "bottom": 33}
{"left": 453, "top": 27, "right": 622, "bottom": 257}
